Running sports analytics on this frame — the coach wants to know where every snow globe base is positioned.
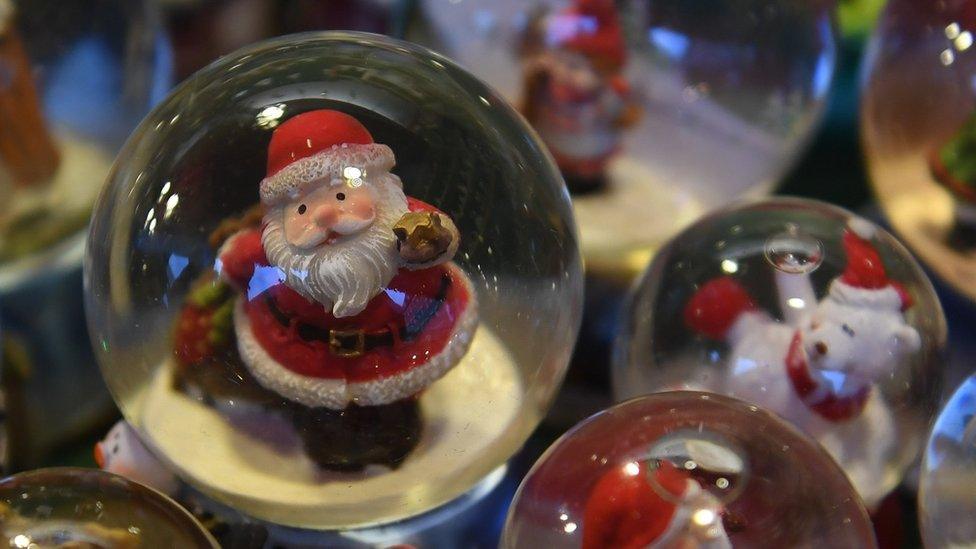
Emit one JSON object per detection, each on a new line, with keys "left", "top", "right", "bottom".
{"left": 136, "top": 326, "right": 523, "bottom": 529}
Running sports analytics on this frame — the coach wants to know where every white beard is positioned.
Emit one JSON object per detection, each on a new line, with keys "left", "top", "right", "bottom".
{"left": 262, "top": 174, "right": 409, "bottom": 318}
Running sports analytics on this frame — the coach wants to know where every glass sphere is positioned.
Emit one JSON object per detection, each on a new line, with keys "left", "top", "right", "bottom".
{"left": 411, "top": 0, "right": 836, "bottom": 273}
{"left": 503, "top": 392, "right": 876, "bottom": 548}
{"left": 613, "top": 197, "right": 946, "bottom": 509}
{"left": 85, "top": 32, "right": 583, "bottom": 529}
{"left": 862, "top": 0, "right": 976, "bottom": 303}
{"left": 0, "top": 0, "right": 169, "bottom": 266}
{"left": 0, "top": 468, "right": 216, "bottom": 547}
{"left": 919, "top": 374, "right": 976, "bottom": 548}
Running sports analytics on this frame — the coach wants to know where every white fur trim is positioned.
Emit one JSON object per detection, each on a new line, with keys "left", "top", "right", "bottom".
{"left": 847, "top": 217, "right": 877, "bottom": 240}
{"left": 234, "top": 264, "right": 478, "bottom": 409}
{"left": 260, "top": 143, "right": 395, "bottom": 206}
{"left": 828, "top": 279, "right": 902, "bottom": 311}
{"left": 349, "top": 274, "right": 477, "bottom": 406}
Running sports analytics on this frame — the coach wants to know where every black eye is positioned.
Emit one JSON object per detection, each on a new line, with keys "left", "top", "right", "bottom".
{"left": 336, "top": 192, "right": 346, "bottom": 201}
{"left": 297, "top": 204, "right": 307, "bottom": 215}
{"left": 842, "top": 324, "right": 855, "bottom": 337}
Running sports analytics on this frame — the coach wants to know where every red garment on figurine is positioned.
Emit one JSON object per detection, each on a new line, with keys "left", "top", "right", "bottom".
{"left": 219, "top": 198, "right": 472, "bottom": 386}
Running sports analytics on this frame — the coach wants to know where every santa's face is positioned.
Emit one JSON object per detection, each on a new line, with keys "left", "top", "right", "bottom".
{"left": 264, "top": 172, "right": 409, "bottom": 317}
{"left": 282, "top": 180, "right": 377, "bottom": 250}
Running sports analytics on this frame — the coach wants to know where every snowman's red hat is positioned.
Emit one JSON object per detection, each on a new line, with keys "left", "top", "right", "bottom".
{"left": 549, "top": 0, "right": 627, "bottom": 70}
{"left": 582, "top": 460, "right": 696, "bottom": 548}
{"left": 259, "top": 109, "right": 395, "bottom": 206}
{"left": 830, "top": 218, "right": 912, "bottom": 312}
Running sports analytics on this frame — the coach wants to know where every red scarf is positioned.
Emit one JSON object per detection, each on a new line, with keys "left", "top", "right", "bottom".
{"left": 785, "top": 332, "right": 870, "bottom": 422}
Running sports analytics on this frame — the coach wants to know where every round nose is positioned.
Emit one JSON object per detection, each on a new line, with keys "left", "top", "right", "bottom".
{"left": 814, "top": 341, "right": 828, "bottom": 356}
{"left": 94, "top": 443, "right": 105, "bottom": 468}
{"left": 313, "top": 203, "right": 338, "bottom": 228}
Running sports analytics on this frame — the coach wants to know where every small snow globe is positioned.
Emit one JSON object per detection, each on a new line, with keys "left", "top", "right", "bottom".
{"left": 0, "top": 467, "right": 216, "bottom": 548}
{"left": 613, "top": 197, "right": 946, "bottom": 508}
{"left": 919, "top": 374, "right": 976, "bottom": 548}
{"left": 862, "top": 0, "right": 976, "bottom": 303}
{"left": 411, "top": 0, "right": 836, "bottom": 274}
{"left": 0, "top": 0, "right": 170, "bottom": 468}
{"left": 0, "top": 0, "right": 168, "bottom": 268}
{"left": 503, "top": 392, "right": 876, "bottom": 548}
{"left": 85, "top": 32, "right": 583, "bottom": 530}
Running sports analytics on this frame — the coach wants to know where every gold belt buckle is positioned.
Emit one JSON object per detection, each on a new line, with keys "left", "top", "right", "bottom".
{"left": 329, "top": 329, "right": 366, "bottom": 358}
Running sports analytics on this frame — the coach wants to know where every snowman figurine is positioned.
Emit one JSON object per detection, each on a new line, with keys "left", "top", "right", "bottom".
{"left": 95, "top": 420, "right": 180, "bottom": 497}
{"left": 683, "top": 218, "right": 921, "bottom": 507}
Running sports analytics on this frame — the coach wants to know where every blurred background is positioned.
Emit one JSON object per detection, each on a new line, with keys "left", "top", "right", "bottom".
{"left": 5, "top": 0, "right": 976, "bottom": 547}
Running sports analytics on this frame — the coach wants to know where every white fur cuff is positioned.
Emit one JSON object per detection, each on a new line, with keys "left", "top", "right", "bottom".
{"left": 260, "top": 143, "right": 395, "bottom": 206}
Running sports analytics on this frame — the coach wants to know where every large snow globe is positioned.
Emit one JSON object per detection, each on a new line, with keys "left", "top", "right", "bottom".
{"left": 85, "top": 32, "right": 583, "bottom": 530}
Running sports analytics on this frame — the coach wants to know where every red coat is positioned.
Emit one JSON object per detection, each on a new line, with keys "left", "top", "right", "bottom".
{"left": 217, "top": 198, "right": 473, "bottom": 390}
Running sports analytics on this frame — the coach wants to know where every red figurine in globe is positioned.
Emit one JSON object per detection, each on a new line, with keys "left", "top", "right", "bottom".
{"left": 173, "top": 109, "right": 477, "bottom": 471}
{"left": 584, "top": 460, "right": 732, "bottom": 549}
{"left": 519, "top": 0, "right": 641, "bottom": 194}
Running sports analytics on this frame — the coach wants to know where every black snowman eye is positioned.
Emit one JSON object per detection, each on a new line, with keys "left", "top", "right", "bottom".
{"left": 297, "top": 204, "right": 307, "bottom": 215}
{"left": 842, "top": 324, "right": 855, "bottom": 337}
{"left": 336, "top": 192, "right": 346, "bottom": 201}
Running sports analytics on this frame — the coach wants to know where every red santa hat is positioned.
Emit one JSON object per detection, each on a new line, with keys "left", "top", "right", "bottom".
{"left": 830, "top": 218, "right": 913, "bottom": 312}
{"left": 259, "top": 109, "right": 395, "bottom": 206}
{"left": 548, "top": 0, "right": 627, "bottom": 69}
{"left": 582, "top": 460, "right": 695, "bottom": 548}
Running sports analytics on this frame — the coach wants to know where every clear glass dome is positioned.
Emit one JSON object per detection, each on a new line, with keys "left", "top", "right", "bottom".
{"left": 85, "top": 32, "right": 583, "bottom": 529}
{"left": 919, "top": 374, "right": 976, "bottom": 548}
{"left": 862, "top": 0, "right": 976, "bottom": 303}
{"left": 503, "top": 392, "right": 876, "bottom": 548}
{"left": 613, "top": 197, "right": 946, "bottom": 509}
{"left": 410, "top": 0, "right": 836, "bottom": 274}
{"left": 0, "top": 0, "right": 169, "bottom": 269}
{"left": 0, "top": 468, "right": 216, "bottom": 548}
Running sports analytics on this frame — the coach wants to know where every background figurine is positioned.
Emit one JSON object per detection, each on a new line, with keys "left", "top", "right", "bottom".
{"left": 583, "top": 460, "right": 732, "bottom": 549}
{"left": 173, "top": 109, "right": 477, "bottom": 471}
{"left": 519, "top": 0, "right": 641, "bottom": 194}
{"left": 929, "top": 110, "right": 976, "bottom": 248}
{"left": 95, "top": 420, "right": 180, "bottom": 497}
{"left": 683, "top": 218, "right": 919, "bottom": 506}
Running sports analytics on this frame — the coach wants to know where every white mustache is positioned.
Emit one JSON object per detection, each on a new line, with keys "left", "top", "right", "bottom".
{"left": 331, "top": 215, "right": 374, "bottom": 236}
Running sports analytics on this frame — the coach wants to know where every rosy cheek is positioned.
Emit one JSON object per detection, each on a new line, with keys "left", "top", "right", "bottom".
{"left": 284, "top": 214, "right": 311, "bottom": 236}
{"left": 349, "top": 197, "right": 375, "bottom": 220}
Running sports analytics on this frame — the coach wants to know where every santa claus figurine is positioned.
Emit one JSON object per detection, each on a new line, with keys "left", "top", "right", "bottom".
{"left": 519, "top": 0, "right": 641, "bottom": 194}
{"left": 683, "top": 218, "right": 920, "bottom": 505}
{"left": 583, "top": 460, "right": 733, "bottom": 549}
{"left": 172, "top": 109, "right": 477, "bottom": 471}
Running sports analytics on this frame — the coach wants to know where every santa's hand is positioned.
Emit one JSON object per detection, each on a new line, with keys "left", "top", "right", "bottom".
{"left": 394, "top": 211, "right": 455, "bottom": 266}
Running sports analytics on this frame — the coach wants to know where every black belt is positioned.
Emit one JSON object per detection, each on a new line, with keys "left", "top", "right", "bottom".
{"left": 264, "top": 273, "right": 452, "bottom": 358}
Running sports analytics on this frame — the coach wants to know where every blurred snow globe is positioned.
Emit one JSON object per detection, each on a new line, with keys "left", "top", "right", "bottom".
{"left": 613, "top": 197, "right": 946, "bottom": 509}
{"left": 0, "top": 0, "right": 170, "bottom": 469}
{"left": 410, "top": 0, "right": 836, "bottom": 275}
{"left": 919, "top": 374, "right": 976, "bottom": 548}
{"left": 862, "top": 0, "right": 976, "bottom": 303}
{"left": 84, "top": 32, "right": 583, "bottom": 530}
{"left": 0, "top": 468, "right": 217, "bottom": 548}
{"left": 502, "top": 392, "right": 876, "bottom": 548}
{"left": 0, "top": 0, "right": 169, "bottom": 268}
